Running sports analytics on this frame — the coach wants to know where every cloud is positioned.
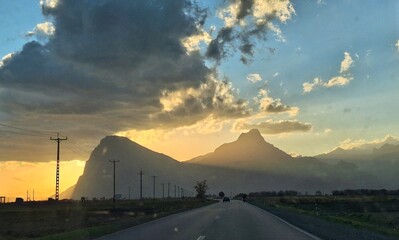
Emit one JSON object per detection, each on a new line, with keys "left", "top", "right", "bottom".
{"left": 337, "top": 135, "right": 399, "bottom": 150}
{"left": 0, "top": 1, "right": 213, "bottom": 123}
{"left": 0, "top": 0, "right": 256, "bottom": 162}
{"left": 40, "top": 0, "right": 58, "bottom": 10}
{"left": 153, "top": 76, "right": 249, "bottom": 127}
{"left": 181, "top": 28, "right": 212, "bottom": 53}
{"left": 0, "top": 0, "right": 300, "bottom": 162}
{"left": 0, "top": 53, "right": 15, "bottom": 68}
{"left": 324, "top": 128, "right": 332, "bottom": 134}
{"left": 395, "top": 40, "right": 399, "bottom": 52}
{"left": 247, "top": 73, "right": 262, "bottom": 83}
{"left": 325, "top": 76, "right": 353, "bottom": 87}
{"left": 206, "top": 0, "right": 295, "bottom": 63}
{"left": 256, "top": 89, "right": 299, "bottom": 116}
{"left": 303, "top": 77, "right": 322, "bottom": 93}
{"left": 26, "top": 22, "right": 56, "bottom": 41}
{"left": 235, "top": 119, "right": 312, "bottom": 135}
{"left": 303, "top": 52, "right": 354, "bottom": 93}
{"left": 340, "top": 52, "right": 353, "bottom": 73}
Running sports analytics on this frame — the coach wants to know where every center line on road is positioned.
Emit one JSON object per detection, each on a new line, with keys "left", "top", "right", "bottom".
{"left": 196, "top": 235, "right": 206, "bottom": 240}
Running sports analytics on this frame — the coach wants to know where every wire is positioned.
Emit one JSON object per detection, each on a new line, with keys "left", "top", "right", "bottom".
{"left": 0, "top": 129, "right": 47, "bottom": 137}
{"left": 67, "top": 139, "right": 93, "bottom": 153}
{"left": 0, "top": 122, "right": 57, "bottom": 135}
{"left": 63, "top": 144, "right": 90, "bottom": 160}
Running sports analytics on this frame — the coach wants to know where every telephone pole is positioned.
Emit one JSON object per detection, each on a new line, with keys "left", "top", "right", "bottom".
{"left": 50, "top": 133, "right": 67, "bottom": 201}
{"left": 162, "top": 183, "right": 165, "bottom": 199}
{"left": 109, "top": 159, "right": 120, "bottom": 208}
{"left": 151, "top": 176, "right": 157, "bottom": 199}
{"left": 174, "top": 185, "right": 176, "bottom": 198}
{"left": 168, "top": 182, "right": 170, "bottom": 198}
{"left": 138, "top": 170, "right": 144, "bottom": 200}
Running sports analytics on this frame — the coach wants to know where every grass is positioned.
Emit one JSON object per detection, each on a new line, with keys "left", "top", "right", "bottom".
{"left": 248, "top": 195, "right": 399, "bottom": 238}
{"left": 0, "top": 198, "right": 215, "bottom": 240}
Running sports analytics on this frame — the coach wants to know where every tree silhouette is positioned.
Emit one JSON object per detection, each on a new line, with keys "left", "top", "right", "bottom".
{"left": 194, "top": 180, "right": 208, "bottom": 199}
{"left": 219, "top": 191, "right": 225, "bottom": 199}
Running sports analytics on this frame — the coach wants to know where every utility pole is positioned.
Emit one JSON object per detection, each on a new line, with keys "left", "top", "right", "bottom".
{"left": 177, "top": 186, "right": 180, "bottom": 198}
{"left": 174, "top": 185, "right": 176, "bottom": 198}
{"left": 128, "top": 186, "right": 131, "bottom": 200}
{"left": 50, "top": 133, "right": 67, "bottom": 201}
{"left": 151, "top": 176, "right": 157, "bottom": 199}
{"left": 162, "top": 183, "right": 165, "bottom": 199}
{"left": 168, "top": 182, "right": 170, "bottom": 198}
{"left": 138, "top": 170, "right": 144, "bottom": 200}
{"left": 109, "top": 160, "right": 120, "bottom": 209}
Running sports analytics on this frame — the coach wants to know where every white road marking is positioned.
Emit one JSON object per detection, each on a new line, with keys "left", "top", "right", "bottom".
{"left": 196, "top": 235, "right": 206, "bottom": 240}
{"left": 250, "top": 204, "right": 322, "bottom": 240}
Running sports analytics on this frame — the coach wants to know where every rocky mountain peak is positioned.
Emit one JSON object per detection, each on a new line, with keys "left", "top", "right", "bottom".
{"left": 237, "top": 129, "right": 264, "bottom": 143}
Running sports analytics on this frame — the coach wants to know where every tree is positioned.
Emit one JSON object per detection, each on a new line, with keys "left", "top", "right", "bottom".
{"left": 218, "top": 191, "right": 225, "bottom": 199}
{"left": 194, "top": 180, "right": 208, "bottom": 199}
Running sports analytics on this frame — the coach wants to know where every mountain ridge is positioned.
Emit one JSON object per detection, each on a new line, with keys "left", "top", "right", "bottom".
{"left": 71, "top": 129, "right": 390, "bottom": 200}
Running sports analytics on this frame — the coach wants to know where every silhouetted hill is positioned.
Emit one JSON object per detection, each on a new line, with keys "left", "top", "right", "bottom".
{"left": 72, "top": 136, "right": 187, "bottom": 199}
{"left": 187, "top": 129, "right": 292, "bottom": 171}
{"left": 72, "top": 130, "right": 387, "bottom": 200}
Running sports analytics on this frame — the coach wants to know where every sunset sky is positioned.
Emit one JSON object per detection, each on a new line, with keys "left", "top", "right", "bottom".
{"left": 0, "top": 0, "right": 398, "bottom": 200}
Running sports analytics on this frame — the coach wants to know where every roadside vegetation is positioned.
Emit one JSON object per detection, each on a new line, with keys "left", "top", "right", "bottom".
{"left": 0, "top": 198, "right": 215, "bottom": 240}
{"left": 244, "top": 191, "right": 399, "bottom": 239}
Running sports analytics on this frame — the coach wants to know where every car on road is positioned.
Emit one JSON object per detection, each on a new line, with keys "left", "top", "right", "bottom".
{"left": 222, "top": 197, "right": 230, "bottom": 202}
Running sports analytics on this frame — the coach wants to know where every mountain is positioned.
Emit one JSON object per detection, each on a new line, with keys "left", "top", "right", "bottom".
{"left": 316, "top": 137, "right": 399, "bottom": 163}
{"left": 72, "top": 136, "right": 187, "bottom": 199}
{"left": 187, "top": 129, "right": 292, "bottom": 171}
{"left": 71, "top": 130, "right": 386, "bottom": 200}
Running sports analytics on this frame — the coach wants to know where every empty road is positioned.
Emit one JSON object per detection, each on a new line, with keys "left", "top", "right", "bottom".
{"left": 97, "top": 200, "right": 320, "bottom": 240}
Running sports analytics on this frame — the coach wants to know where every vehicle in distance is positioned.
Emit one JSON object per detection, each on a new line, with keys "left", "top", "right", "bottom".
{"left": 223, "top": 197, "right": 230, "bottom": 202}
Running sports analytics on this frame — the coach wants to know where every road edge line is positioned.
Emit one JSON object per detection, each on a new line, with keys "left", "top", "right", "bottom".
{"left": 249, "top": 203, "right": 322, "bottom": 240}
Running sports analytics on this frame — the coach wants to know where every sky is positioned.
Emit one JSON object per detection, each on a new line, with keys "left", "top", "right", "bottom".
{"left": 0, "top": 0, "right": 398, "bottom": 200}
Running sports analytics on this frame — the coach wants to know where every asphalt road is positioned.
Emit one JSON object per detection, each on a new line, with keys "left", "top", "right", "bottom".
{"left": 97, "top": 200, "right": 321, "bottom": 240}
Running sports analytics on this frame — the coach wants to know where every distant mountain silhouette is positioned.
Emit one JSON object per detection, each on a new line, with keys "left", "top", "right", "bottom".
{"left": 188, "top": 129, "right": 292, "bottom": 171}
{"left": 315, "top": 142, "right": 399, "bottom": 189}
{"left": 317, "top": 136, "right": 399, "bottom": 163}
{"left": 71, "top": 130, "right": 388, "bottom": 200}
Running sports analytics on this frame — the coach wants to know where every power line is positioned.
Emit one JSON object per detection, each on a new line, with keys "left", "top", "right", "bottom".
{"left": 67, "top": 139, "right": 93, "bottom": 153}
{"left": 64, "top": 141, "right": 91, "bottom": 157}
{"left": 0, "top": 123, "right": 56, "bottom": 135}
{"left": 0, "top": 129, "right": 46, "bottom": 137}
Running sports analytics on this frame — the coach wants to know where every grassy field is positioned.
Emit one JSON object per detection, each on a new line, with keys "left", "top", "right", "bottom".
{"left": 249, "top": 195, "right": 399, "bottom": 238}
{"left": 0, "top": 198, "right": 214, "bottom": 240}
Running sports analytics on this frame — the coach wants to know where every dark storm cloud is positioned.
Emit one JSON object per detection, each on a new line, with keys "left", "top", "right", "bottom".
{"left": 206, "top": 0, "right": 294, "bottom": 63}
{"left": 205, "top": 27, "right": 234, "bottom": 62}
{"left": 0, "top": 0, "right": 252, "bottom": 161}
{"left": 0, "top": 0, "right": 228, "bottom": 122}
